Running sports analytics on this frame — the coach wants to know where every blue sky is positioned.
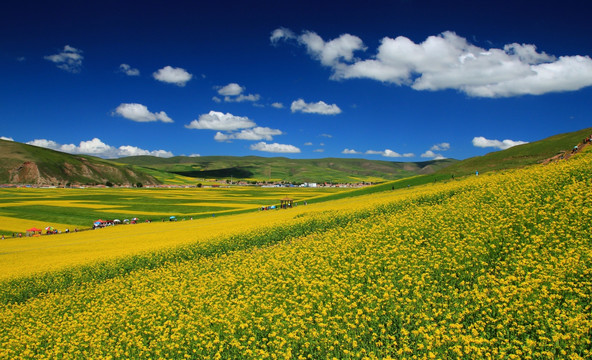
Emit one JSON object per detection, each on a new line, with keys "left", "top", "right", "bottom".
{"left": 1, "top": 0, "right": 591, "bottom": 161}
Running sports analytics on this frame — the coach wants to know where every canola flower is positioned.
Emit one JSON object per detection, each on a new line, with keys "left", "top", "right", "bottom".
{"left": 0, "top": 153, "right": 591, "bottom": 359}
{"left": 0, "top": 186, "right": 337, "bottom": 234}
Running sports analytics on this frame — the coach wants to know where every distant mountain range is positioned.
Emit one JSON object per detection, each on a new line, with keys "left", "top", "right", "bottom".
{"left": 1, "top": 127, "right": 590, "bottom": 186}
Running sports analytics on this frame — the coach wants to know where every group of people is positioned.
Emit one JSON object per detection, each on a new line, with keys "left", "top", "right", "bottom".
{"left": 571, "top": 134, "right": 592, "bottom": 154}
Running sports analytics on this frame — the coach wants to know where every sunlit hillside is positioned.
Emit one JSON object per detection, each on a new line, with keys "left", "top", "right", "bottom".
{"left": 1, "top": 149, "right": 591, "bottom": 359}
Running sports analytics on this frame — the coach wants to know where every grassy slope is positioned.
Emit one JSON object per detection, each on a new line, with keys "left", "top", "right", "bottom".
{"left": 434, "top": 127, "right": 592, "bottom": 177}
{"left": 0, "top": 140, "right": 161, "bottom": 185}
{"left": 117, "top": 155, "right": 458, "bottom": 183}
{"left": 307, "top": 127, "right": 592, "bottom": 204}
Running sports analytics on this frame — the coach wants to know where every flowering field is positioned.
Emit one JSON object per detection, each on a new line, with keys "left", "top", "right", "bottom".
{"left": 0, "top": 186, "right": 340, "bottom": 235}
{"left": 1, "top": 151, "right": 591, "bottom": 359}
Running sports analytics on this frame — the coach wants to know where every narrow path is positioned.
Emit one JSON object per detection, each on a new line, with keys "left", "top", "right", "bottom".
{"left": 542, "top": 136, "right": 591, "bottom": 164}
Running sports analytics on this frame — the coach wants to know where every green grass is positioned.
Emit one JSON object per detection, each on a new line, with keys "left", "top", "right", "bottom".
{"left": 117, "top": 155, "right": 457, "bottom": 183}
{"left": 435, "top": 127, "right": 592, "bottom": 177}
{"left": 0, "top": 140, "right": 160, "bottom": 186}
{"left": 0, "top": 187, "right": 345, "bottom": 231}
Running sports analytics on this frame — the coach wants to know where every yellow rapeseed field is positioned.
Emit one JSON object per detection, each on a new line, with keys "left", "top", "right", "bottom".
{"left": 0, "top": 152, "right": 591, "bottom": 359}
{"left": 0, "top": 186, "right": 337, "bottom": 234}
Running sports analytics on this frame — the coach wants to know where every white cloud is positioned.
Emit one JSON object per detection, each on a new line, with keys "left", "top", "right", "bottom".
{"left": 1, "top": 136, "right": 14, "bottom": 141}
{"left": 217, "top": 83, "right": 260, "bottom": 102}
{"left": 472, "top": 136, "right": 528, "bottom": 150}
{"left": 113, "top": 103, "right": 173, "bottom": 123}
{"left": 153, "top": 66, "right": 192, "bottom": 86}
{"left": 383, "top": 149, "right": 403, "bottom": 158}
{"left": 342, "top": 148, "right": 361, "bottom": 154}
{"left": 421, "top": 150, "right": 446, "bottom": 160}
{"left": 291, "top": 99, "right": 341, "bottom": 115}
{"left": 298, "top": 31, "right": 366, "bottom": 66}
{"left": 215, "top": 127, "right": 283, "bottom": 142}
{"left": 185, "top": 111, "right": 256, "bottom": 131}
{"left": 188, "top": 153, "right": 201, "bottom": 157}
{"left": 430, "top": 142, "right": 450, "bottom": 151}
{"left": 27, "top": 139, "right": 60, "bottom": 149}
{"left": 277, "top": 29, "right": 592, "bottom": 97}
{"left": 270, "top": 27, "right": 296, "bottom": 44}
{"left": 250, "top": 142, "right": 301, "bottom": 153}
{"left": 366, "top": 149, "right": 415, "bottom": 158}
{"left": 118, "top": 145, "right": 173, "bottom": 158}
{"left": 44, "top": 45, "right": 83, "bottom": 73}
{"left": 212, "top": 96, "right": 222, "bottom": 103}
{"left": 217, "top": 83, "right": 244, "bottom": 96}
{"left": 304, "top": 142, "right": 313, "bottom": 146}
{"left": 119, "top": 63, "right": 140, "bottom": 76}
{"left": 314, "top": 149, "right": 325, "bottom": 153}
{"left": 26, "top": 138, "right": 173, "bottom": 159}
{"left": 213, "top": 132, "right": 231, "bottom": 142}
{"left": 271, "top": 102, "right": 284, "bottom": 109}
{"left": 225, "top": 94, "right": 261, "bottom": 103}
{"left": 422, "top": 142, "right": 450, "bottom": 159}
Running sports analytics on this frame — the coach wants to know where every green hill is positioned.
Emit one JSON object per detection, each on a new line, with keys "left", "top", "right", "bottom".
{"left": 2, "top": 127, "right": 589, "bottom": 186}
{"left": 116, "top": 155, "right": 458, "bottom": 184}
{"left": 435, "top": 127, "right": 592, "bottom": 177}
{"left": 304, "top": 126, "right": 592, "bottom": 203}
{"left": 0, "top": 140, "right": 161, "bottom": 186}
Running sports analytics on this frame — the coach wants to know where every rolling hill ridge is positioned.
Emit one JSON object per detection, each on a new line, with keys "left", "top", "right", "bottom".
{"left": 0, "top": 140, "right": 160, "bottom": 186}
{"left": 116, "top": 155, "right": 457, "bottom": 184}
{"left": 1, "top": 127, "right": 590, "bottom": 186}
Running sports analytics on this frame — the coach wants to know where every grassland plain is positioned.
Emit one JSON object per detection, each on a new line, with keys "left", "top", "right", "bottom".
{"left": 0, "top": 186, "right": 342, "bottom": 235}
{"left": 1, "top": 150, "right": 591, "bottom": 359}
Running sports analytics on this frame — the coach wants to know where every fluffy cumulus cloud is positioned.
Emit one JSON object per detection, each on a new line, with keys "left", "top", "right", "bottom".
{"left": 187, "top": 111, "right": 283, "bottom": 142}
{"left": 185, "top": 111, "right": 256, "bottom": 131}
{"left": 430, "top": 142, "right": 450, "bottom": 151}
{"left": 1, "top": 136, "right": 14, "bottom": 141}
{"left": 153, "top": 66, "right": 192, "bottom": 86}
{"left": 113, "top": 103, "right": 173, "bottom": 123}
{"left": 421, "top": 150, "right": 446, "bottom": 160}
{"left": 119, "top": 63, "right": 140, "bottom": 76}
{"left": 26, "top": 138, "right": 173, "bottom": 159}
{"left": 216, "top": 83, "right": 260, "bottom": 103}
{"left": 291, "top": 99, "right": 341, "bottom": 115}
{"left": 44, "top": 45, "right": 83, "bottom": 73}
{"left": 250, "top": 142, "right": 301, "bottom": 153}
{"left": 366, "top": 149, "right": 415, "bottom": 158}
{"left": 214, "top": 127, "right": 283, "bottom": 142}
{"left": 472, "top": 136, "right": 528, "bottom": 150}
{"left": 273, "top": 28, "right": 592, "bottom": 97}
{"left": 342, "top": 148, "right": 361, "bottom": 154}
{"left": 421, "top": 142, "right": 451, "bottom": 159}
{"left": 217, "top": 83, "right": 244, "bottom": 96}
{"left": 271, "top": 102, "right": 284, "bottom": 109}
{"left": 271, "top": 28, "right": 365, "bottom": 67}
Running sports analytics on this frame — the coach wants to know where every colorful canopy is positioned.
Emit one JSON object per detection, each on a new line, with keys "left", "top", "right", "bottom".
{"left": 27, "top": 227, "right": 42, "bottom": 232}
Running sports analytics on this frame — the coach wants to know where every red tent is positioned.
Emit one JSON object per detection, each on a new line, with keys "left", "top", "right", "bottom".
{"left": 27, "top": 227, "right": 42, "bottom": 232}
